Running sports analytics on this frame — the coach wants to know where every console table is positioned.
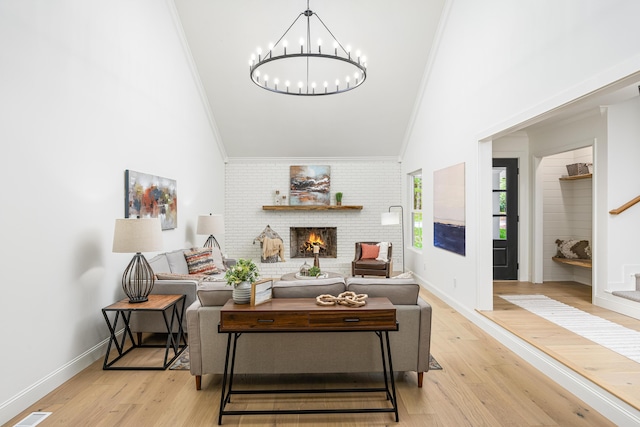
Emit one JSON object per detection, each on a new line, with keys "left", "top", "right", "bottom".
{"left": 217, "top": 297, "right": 399, "bottom": 424}
{"left": 102, "top": 294, "right": 187, "bottom": 370}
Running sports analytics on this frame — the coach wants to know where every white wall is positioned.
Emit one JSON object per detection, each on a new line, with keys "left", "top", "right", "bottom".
{"left": 402, "top": 0, "right": 640, "bottom": 310}
{"left": 224, "top": 160, "right": 402, "bottom": 277}
{"left": 606, "top": 97, "right": 640, "bottom": 290}
{"left": 0, "top": 1, "right": 226, "bottom": 423}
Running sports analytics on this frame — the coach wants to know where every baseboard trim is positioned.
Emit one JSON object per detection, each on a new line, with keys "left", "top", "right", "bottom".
{"left": 414, "top": 274, "right": 640, "bottom": 426}
{"left": 0, "top": 337, "right": 109, "bottom": 425}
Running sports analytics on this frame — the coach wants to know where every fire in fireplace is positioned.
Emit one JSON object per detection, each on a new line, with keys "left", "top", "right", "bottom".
{"left": 290, "top": 227, "right": 337, "bottom": 258}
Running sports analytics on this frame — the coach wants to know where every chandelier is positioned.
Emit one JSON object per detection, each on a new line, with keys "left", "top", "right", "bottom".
{"left": 249, "top": 1, "right": 367, "bottom": 96}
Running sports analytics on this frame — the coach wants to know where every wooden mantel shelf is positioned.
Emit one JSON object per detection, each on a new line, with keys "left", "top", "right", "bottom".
{"left": 263, "top": 205, "right": 363, "bottom": 211}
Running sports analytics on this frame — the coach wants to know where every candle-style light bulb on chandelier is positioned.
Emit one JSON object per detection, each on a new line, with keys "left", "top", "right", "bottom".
{"left": 249, "top": 0, "right": 367, "bottom": 96}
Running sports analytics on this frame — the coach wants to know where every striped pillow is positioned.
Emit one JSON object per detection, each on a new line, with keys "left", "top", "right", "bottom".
{"left": 184, "top": 248, "right": 219, "bottom": 275}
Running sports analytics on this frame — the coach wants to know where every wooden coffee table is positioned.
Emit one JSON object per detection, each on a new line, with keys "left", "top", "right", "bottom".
{"left": 217, "top": 297, "right": 399, "bottom": 424}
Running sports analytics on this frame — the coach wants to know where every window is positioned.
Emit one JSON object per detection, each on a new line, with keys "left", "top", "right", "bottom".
{"left": 411, "top": 171, "right": 422, "bottom": 249}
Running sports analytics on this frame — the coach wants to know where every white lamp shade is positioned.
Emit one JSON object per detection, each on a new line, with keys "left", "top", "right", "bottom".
{"left": 381, "top": 212, "right": 400, "bottom": 225}
{"left": 197, "top": 214, "right": 225, "bottom": 235}
{"left": 112, "top": 218, "right": 163, "bottom": 253}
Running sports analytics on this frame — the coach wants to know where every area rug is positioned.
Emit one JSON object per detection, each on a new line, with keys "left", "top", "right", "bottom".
{"left": 170, "top": 348, "right": 443, "bottom": 371}
{"left": 169, "top": 347, "right": 190, "bottom": 370}
{"left": 500, "top": 294, "right": 640, "bottom": 364}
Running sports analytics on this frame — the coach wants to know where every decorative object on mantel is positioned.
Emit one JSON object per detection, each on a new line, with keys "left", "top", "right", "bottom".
{"left": 290, "top": 165, "right": 330, "bottom": 206}
{"left": 272, "top": 190, "right": 287, "bottom": 205}
{"left": 382, "top": 206, "right": 405, "bottom": 272}
{"left": 125, "top": 170, "right": 177, "bottom": 230}
{"left": 253, "top": 225, "right": 286, "bottom": 262}
{"left": 316, "top": 291, "right": 368, "bottom": 307}
{"left": 248, "top": 0, "right": 367, "bottom": 96}
{"left": 196, "top": 213, "right": 224, "bottom": 249}
{"left": 224, "top": 259, "right": 260, "bottom": 304}
{"left": 112, "top": 217, "right": 163, "bottom": 303}
{"left": 335, "top": 192, "right": 343, "bottom": 206}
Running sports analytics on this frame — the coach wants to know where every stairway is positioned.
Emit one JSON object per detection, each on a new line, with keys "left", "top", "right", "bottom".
{"left": 612, "top": 273, "right": 640, "bottom": 302}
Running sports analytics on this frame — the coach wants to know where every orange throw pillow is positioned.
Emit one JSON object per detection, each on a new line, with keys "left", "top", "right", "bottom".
{"left": 361, "top": 244, "right": 380, "bottom": 259}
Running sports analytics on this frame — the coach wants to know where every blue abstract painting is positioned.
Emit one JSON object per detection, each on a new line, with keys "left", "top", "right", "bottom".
{"left": 433, "top": 163, "right": 465, "bottom": 256}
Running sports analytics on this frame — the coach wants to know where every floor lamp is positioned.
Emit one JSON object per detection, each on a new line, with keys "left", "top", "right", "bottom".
{"left": 381, "top": 205, "right": 404, "bottom": 273}
{"left": 197, "top": 213, "right": 225, "bottom": 249}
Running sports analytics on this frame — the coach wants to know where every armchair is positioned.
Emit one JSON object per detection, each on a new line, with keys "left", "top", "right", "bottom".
{"left": 352, "top": 241, "right": 393, "bottom": 277}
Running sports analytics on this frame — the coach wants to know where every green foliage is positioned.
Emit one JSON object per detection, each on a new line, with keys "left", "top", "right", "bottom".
{"left": 335, "top": 192, "right": 343, "bottom": 202}
{"left": 308, "top": 266, "right": 321, "bottom": 277}
{"left": 224, "top": 258, "right": 259, "bottom": 287}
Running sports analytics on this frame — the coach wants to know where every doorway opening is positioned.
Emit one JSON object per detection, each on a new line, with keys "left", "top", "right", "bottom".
{"left": 493, "top": 158, "right": 519, "bottom": 280}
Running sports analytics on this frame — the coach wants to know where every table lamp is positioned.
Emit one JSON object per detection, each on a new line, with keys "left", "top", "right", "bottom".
{"left": 197, "top": 213, "right": 225, "bottom": 249}
{"left": 112, "top": 217, "right": 163, "bottom": 303}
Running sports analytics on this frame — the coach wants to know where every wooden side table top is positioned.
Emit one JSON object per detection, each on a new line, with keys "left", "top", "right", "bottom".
{"left": 219, "top": 297, "right": 397, "bottom": 332}
{"left": 103, "top": 294, "right": 185, "bottom": 311}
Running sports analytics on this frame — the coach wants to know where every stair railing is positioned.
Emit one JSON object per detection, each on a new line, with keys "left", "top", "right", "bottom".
{"left": 609, "top": 195, "right": 640, "bottom": 215}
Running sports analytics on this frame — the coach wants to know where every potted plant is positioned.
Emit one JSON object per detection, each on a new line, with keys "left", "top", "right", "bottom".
{"left": 224, "top": 258, "right": 259, "bottom": 304}
{"left": 308, "top": 266, "right": 321, "bottom": 277}
{"left": 335, "top": 192, "right": 343, "bottom": 206}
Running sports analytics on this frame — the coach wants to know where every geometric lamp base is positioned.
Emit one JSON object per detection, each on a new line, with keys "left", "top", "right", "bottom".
{"left": 122, "top": 252, "right": 155, "bottom": 303}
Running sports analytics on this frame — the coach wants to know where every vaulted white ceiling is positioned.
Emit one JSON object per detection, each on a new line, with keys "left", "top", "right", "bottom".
{"left": 173, "top": 0, "right": 446, "bottom": 160}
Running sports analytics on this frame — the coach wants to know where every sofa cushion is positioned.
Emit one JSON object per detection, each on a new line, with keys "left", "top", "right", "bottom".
{"left": 272, "top": 278, "right": 346, "bottom": 298}
{"left": 148, "top": 254, "right": 170, "bottom": 274}
{"left": 346, "top": 278, "right": 419, "bottom": 305}
{"left": 360, "top": 243, "right": 379, "bottom": 259}
{"left": 166, "top": 249, "right": 190, "bottom": 274}
{"left": 197, "top": 283, "right": 233, "bottom": 306}
{"left": 184, "top": 247, "right": 219, "bottom": 275}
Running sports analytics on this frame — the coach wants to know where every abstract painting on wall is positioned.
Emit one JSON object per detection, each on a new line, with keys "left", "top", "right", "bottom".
{"left": 433, "top": 162, "right": 465, "bottom": 256}
{"left": 289, "top": 165, "right": 331, "bottom": 205}
{"left": 125, "top": 170, "right": 177, "bottom": 230}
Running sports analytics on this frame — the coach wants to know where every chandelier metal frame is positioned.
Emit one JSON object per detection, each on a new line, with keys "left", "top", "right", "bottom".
{"left": 249, "top": 2, "right": 367, "bottom": 96}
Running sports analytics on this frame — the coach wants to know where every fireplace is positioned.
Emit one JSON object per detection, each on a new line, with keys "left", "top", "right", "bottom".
{"left": 290, "top": 227, "right": 337, "bottom": 258}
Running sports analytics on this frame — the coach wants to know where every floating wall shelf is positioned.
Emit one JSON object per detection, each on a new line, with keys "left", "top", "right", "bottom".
{"left": 262, "top": 205, "right": 363, "bottom": 211}
{"left": 559, "top": 173, "right": 592, "bottom": 181}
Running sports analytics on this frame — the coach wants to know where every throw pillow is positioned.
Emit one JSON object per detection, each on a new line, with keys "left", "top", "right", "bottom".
{"left": 361, "top": 243, "right": 380, "bottom": 259}
{"left": 184, "top": 248, "right": 219, "bottom": 275}
{"left": 555, "top": 239, "right": 592, "bottom": 259}
{"left": 376, "top": 242, "right": 389, "bottom": 262}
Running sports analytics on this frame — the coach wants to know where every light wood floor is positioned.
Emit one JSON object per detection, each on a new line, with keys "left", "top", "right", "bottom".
{"left": 4, "top": 287, "right": 614, "bottom": 427}
{"left": 482, "top": 280, "right": 640, "bottom": 412}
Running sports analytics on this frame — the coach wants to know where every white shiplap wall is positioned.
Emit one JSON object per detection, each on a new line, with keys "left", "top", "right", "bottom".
{"left": 543, "top": 147, "right": 593, "bottom": 284}
{"left": 224, "top": 160, "right": 402, "bottom": 277}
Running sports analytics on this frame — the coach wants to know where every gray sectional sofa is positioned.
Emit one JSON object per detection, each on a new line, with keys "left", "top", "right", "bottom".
{"left": 129, "top": 248, "right": 231, "bottom": 333}
{"left": 186, "top": 276, "right": 432, "bottom": 390}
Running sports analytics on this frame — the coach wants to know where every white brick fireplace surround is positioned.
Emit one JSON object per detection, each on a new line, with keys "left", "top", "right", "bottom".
{"left": 224, "top": 160, "right": 402, "bottom": 278}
